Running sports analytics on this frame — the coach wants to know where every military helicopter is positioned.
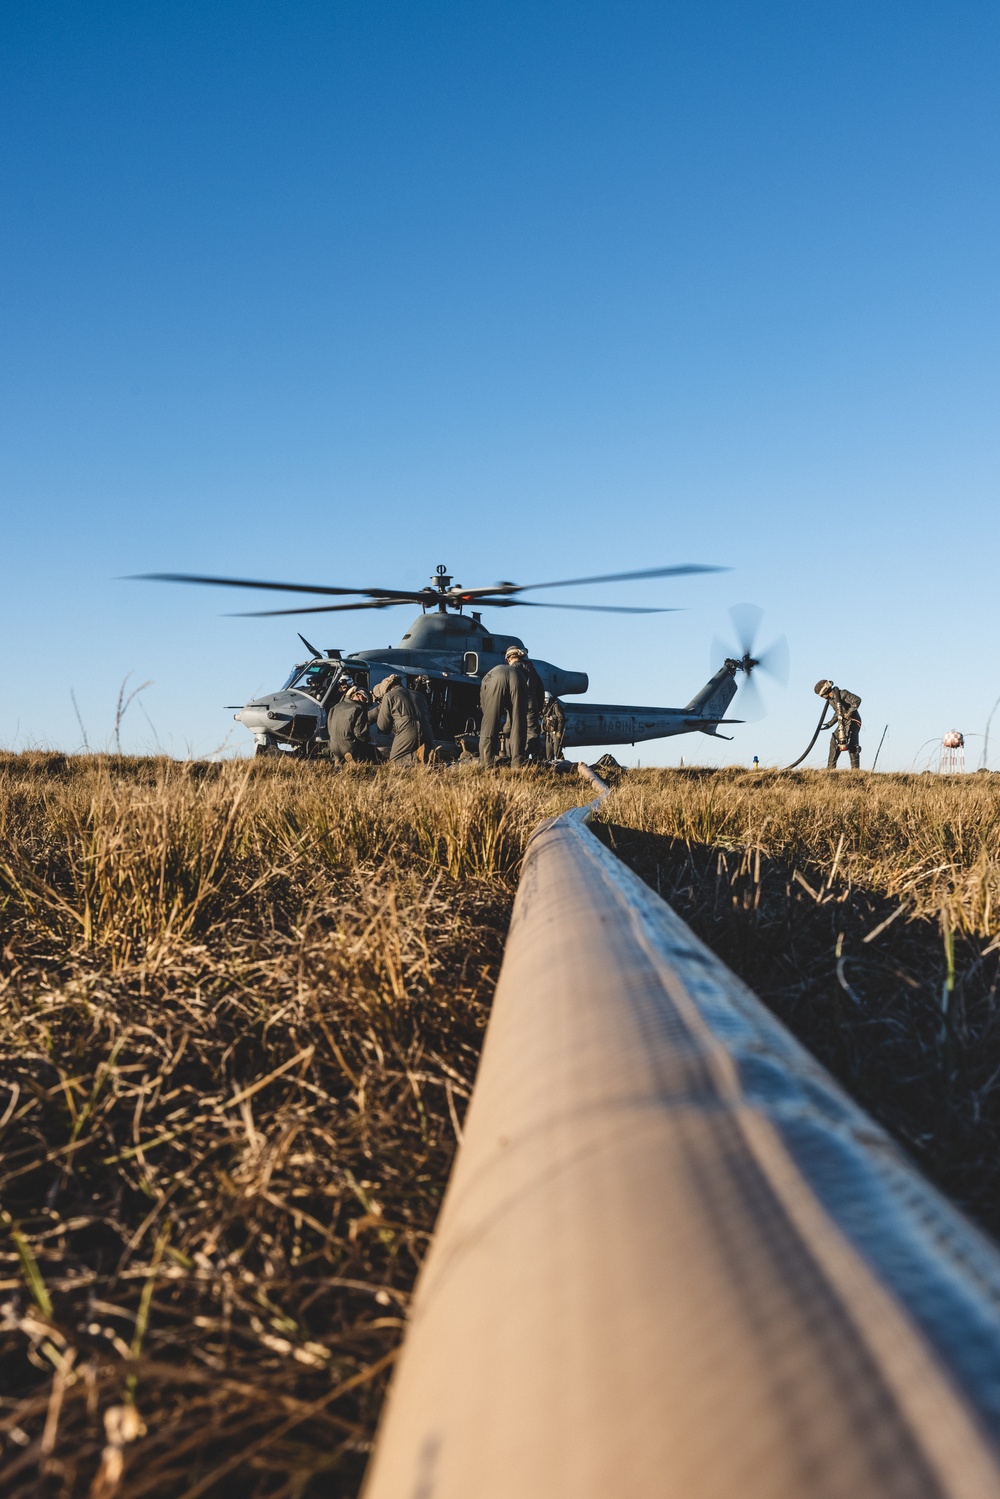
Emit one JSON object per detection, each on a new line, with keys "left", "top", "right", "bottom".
{"left": 138, "top": 564, "right": 787, "bottom": 757}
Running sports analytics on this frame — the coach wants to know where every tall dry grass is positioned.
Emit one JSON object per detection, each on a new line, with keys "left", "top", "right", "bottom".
{"left": 0, "top": 753, "right": 584, "bottom": 1498}
{"left": 604, "top": 767, "right": 1000, "bottom": 936}
{"left": 8, "top": 755, "right": 1000, "bottom": 1495}
{"left": 596, "top": 767, "right": 1000, "bottom": 1235}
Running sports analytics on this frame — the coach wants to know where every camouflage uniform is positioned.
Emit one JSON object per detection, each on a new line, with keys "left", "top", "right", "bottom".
{"left": 377, "top": 683, "right": 430, "bottom": 764}
{"left": 542, "top": 696, "right": 567, "bottom": 761}
{"left": 826, "top": 688, "right": 862, "bottom": 769}
{"left": 327, "top": 699, "right": 379, "bottom": 764}
{"left": 479, "top": 663, "right": 529, "bottom": 768}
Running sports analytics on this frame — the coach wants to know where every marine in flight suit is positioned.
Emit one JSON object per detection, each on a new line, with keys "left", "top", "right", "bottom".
{"left": 327, "top": 689, "right": 380, "bottom": 764}
{"left": 816, "top": 679, "right": 862, "bottom": 769}
{"left": 375, "top": 677, "right": 431, "bottom": 764}
{"left": 509, "top": 649, "right": 546, "bottom": 762}
{"left": 542, "top": 694, "right": 567, "bottom": 761}
{"left": 479, "top": 661, "right": 529, "bottom": 768}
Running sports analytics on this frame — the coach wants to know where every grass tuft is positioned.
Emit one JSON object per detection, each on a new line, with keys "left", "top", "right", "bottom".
{"left": 0, "top": 754, "right": 583, "bottom": 1497}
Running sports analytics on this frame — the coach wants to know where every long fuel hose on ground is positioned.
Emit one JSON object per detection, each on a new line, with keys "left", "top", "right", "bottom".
{"left": 785, "top": 704, "right": 835, "bottom": 769}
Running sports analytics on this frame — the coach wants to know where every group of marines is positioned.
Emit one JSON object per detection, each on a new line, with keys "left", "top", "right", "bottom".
{"left": 330, "top": 655, "right": 864, "bottom": 771}
{"left": 326, "top": 645, "right": 567, "bottom": 769}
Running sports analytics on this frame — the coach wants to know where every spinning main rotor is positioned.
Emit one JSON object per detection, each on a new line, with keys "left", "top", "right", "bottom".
{"left": 135, "top": 561, "right": 727, "bottom": 617}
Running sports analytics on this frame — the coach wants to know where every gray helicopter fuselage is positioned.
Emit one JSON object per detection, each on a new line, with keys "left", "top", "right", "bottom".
{"left": 234, "top": 610, "right": 741, "bottom": 754}
{"left": 559, "top": 662, "right": 743, "bottom": 746}
{"left": 352, "top": 611, "right": 588, "bottom": 697}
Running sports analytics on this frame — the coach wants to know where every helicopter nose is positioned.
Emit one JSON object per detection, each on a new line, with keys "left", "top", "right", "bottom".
{"left": 238, "top": 700, "right": 274, "bottom": 732}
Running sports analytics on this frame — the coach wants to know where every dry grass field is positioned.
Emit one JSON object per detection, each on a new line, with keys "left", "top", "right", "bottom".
{"left": 595, "top": 768, "right": 1000, "bottom": 1236}
{"left": 5, "top": 755, "right": 1000, "bottom": 1497}
{"left": 0, "top": 754, "right": 584, "bottom": 1498}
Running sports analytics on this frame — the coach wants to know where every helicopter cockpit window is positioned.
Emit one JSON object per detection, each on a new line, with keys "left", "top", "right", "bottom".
{"left": 287, "top": 663, "right": 338, "bottom": 699}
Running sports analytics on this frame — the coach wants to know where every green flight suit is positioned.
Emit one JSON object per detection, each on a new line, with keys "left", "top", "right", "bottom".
{"left": 826, "top": 688, "right": 862, "bottom": 769}
{"left": 479, "top": 663, "right": 529, "bottom": 768}
{"left": 518, "top": 660, "right": 546, "bottom": 761}
{"left": 327, "top": 699, "right": 379, "bottom": 763}
{"left": 542, "top": 696, "right": 567, "bottom": 761}
{"left": 411, "top": 686, "right": 436, "bottom": 758}
{"left": 377, "top": 684, "right": 430, "bottom": 764}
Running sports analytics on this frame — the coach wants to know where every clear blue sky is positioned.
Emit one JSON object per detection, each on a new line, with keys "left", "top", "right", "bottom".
{"left": 3, "top": 1, "right": 998, "bottom": 766}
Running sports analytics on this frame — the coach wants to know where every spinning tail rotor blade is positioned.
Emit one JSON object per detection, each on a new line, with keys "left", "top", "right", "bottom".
{"left": 727, "top": 602, "right": 789, "bottom": 682}
{"left": 737, "top": 671, "right": 766, "bottom": 723}
{"left": 713, "top": 603, "right": 789, "bottom": 721}
{"left": 710, "top": 636, "right": 731, "bottom": 671}
{"left": 728, "top": 602, "right": 764, "bottom": 657}
{"left": 758, "top": 633, "right": 790, "bottom": 686}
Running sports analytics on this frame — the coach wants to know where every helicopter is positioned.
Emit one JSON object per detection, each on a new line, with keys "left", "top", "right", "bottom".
{"left": 137, "top": 564, "right": 787, "bottom": 758}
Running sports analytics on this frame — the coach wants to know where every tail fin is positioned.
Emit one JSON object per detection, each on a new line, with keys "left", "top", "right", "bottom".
{"left": 683, "top": 664, "right": 739, "bottom": 720}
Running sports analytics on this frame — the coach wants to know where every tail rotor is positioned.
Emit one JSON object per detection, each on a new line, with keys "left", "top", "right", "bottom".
{"left": 712, "top": 604, "right": 789, "bottom": 722}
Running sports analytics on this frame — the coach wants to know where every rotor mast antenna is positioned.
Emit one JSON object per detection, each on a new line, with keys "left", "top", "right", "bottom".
{"left": 433, "top": 564, "right": 454, "bottom": 613}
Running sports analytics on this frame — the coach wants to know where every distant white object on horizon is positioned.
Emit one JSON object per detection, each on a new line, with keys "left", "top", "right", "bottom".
{"left": 941, "top": 730, "right": 965, "bottom": 773}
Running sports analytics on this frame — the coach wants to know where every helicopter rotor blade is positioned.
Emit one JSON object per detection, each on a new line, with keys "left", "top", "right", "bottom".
{"left": 485, "top": 600, "right": 678, "bottom": 614}
{"left": 132, "top": 572, "right": 427, "bottom": 602}
{"left": 234, "top": 596, "right": 676, "bottom": 617}
{"left": 230, "top": 598, "right": 406, "bottom": 617}
{"left": 453, "top": 563, "right": 727, "bottom": 600}
{"left": 133, "top": 564, "right": 724, "bottom": 613}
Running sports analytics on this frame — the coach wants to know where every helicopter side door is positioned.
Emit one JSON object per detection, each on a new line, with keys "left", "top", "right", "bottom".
{"left": 392, "top": 675, "right": 480, "bottom": 743}
{"left": 426, "top": 679, "right": 481, "bottom": 741}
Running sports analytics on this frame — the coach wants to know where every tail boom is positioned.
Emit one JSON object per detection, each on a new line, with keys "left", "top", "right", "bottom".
{"left": 558, "top": 666, "right": 741, "bottom": 749}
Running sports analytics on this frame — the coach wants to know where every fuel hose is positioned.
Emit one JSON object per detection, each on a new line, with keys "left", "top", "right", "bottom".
{"left": 785, "top": 705, "right": 835, "bottom": 769}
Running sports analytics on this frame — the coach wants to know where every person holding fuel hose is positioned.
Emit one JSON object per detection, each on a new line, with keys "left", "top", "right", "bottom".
{"left": 815, "top": 679, "right": 862, "bottom": 769}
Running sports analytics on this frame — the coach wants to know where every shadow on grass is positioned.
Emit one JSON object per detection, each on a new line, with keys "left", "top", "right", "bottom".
{"left": 594, "top": 821, "right": 1000, "bottom": 1241}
